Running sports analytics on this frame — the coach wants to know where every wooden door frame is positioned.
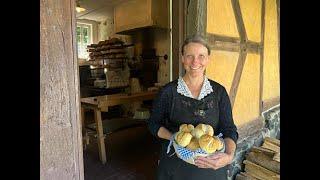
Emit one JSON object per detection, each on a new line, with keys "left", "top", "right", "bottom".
{"left": 172, "top": 0, "right": 187, "bottom": 79}
{"left": 40, "top": 0, "right": 84, "bottom": 179}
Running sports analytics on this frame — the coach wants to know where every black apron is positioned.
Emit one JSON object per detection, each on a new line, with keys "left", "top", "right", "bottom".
{"left": 156, "top": 92, "right": 229, "bottom": 180}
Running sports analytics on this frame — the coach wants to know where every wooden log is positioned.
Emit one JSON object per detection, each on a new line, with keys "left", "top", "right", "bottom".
{"left": 251, "top": 146, "right": 276, "bottom": 157}
{"left": 265, "top": 137, "right": 280, "bottom": 146}
{"left": 244, "top": 160, "right": 280, "bottom": 180}
{"left": 236, "top": 172, "right": 259, "bottom": 180}
{"left": 262, "top": 140, "right": 280, "bottom": 153}
{"left": 235, "top": 174, "right": 247, "bottom": 180}
{"left": 273, "top": 152, "right": 280, "bottom": 162}
{"left": 246, "top": 150, "right": 280, "bottom": 174}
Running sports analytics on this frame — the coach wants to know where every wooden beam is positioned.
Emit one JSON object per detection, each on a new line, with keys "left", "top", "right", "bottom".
{"left": 71, "top": 0, "right": 84, "bottom": 177}
{"left": 207, "top": 33, "right": 240, "bottom": 52}
{"left": 207, "top": 34, "right": 241, "bottom": 43}
{"left": 186, "top": 0, "right": 198, "bottom": 36}
{"left": 207, "top": 34, "right": 260, "bottom": 54}
{"left": 172, "top": 0, "right": 187, "bottom": 79}
{"left": 229, "top": 51, "right": 247, "bottom": 108}
{"left": 199, "top": 0, "right": 207, "bottom": 36}
{"left": 260, "top": 0, "right": 266, "bottom": 115}
{"left": 246, "top": 41, "right": 261, "bottom": 54}
{"left": 211, "top": 41, "right": 240, "bottom": 52}
{"left": 94, "top": 108, "right": 107, "bottom": 164}
{"left": 40, "top": 0, "right": 84, "bottom": 179}
{"left": 231, "top": 0, "right": 247, "bottom": 42}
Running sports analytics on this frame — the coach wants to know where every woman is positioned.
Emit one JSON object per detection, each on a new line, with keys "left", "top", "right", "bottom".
{"left": 148, "top": 34, "right": 238, "bottom": 180}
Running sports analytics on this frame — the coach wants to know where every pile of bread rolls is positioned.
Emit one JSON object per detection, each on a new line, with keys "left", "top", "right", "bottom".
{"left": 174, "top": 123, "right": 224, "bottom": 154}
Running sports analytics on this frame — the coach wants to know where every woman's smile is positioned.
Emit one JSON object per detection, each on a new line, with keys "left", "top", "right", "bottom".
{"left": 190, "top": 66, "right": 202, "bottom": 70}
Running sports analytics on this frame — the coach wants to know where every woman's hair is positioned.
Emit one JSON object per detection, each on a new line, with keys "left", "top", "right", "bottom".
{"left": 181, "top": 34, "right": 211, "bottom": 55}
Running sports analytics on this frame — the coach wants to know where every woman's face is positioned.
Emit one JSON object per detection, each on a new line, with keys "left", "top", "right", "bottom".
{"left": 182, "top": 42, "right": 210, "bottom": 77}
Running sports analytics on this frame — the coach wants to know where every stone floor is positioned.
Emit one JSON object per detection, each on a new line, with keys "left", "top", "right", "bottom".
{"left": 83, "top": 123, "right": 161, "bottom": 180}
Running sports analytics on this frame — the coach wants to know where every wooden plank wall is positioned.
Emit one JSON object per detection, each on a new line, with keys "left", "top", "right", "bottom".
{"left": 40, "top": 0, "right": 84, "bottom": 179}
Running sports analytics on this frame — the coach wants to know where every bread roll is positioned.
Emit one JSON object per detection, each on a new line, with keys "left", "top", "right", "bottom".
{"left": 179, "top": 124, "right": 194, "bottom": 133}
{"left": 206, "top": 124, "right": 214, "bottom": 136}
{"left": 199, "top": 134, "right": 219, "bottom": 154}
{"left": 175, "top": 131, "right": 193, "bottom": 147}
{"left": 195, "top": 124, "right": 207, "bottom": 132}
{"left": 186, "top": 137, "right": 200, "bottom": 151}
{"left": 213, "top": 136, "right": 223, "bottom": 150}
{"left": 191, "top": 128, "right": 205, "bottom": 139}
{"left": 194, "top": 124, "right": 214, "bottom": 137}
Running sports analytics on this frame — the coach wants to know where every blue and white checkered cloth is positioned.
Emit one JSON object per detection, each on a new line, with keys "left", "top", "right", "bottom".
{"left": 175, "top": 145, "right": 207, "bottom": 159}
{"left": 167, "top": 133, "right": 224, "bottom": 163}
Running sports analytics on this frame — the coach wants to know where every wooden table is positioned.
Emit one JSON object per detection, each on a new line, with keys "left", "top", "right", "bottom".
{"left": 80, "top": 91, "right": 158, "bottom": 164}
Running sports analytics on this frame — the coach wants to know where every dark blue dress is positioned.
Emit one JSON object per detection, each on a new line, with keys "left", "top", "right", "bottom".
{"left": 148, "top": 79, "right": 238, "bottom": 180}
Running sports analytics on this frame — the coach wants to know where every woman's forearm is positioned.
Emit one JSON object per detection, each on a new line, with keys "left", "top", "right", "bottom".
{"left": 224, "top": 137, "right": 236, "bottom": 161}
{"left": 157, "top": 126, "right": 172, "bottom": 140}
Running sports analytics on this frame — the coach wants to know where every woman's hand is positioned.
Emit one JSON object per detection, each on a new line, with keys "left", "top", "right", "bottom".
{"left": 194, "top": 152, "right": 234, "bottom": 170}
{"left": 195, "top": 137, "right": 236, "bottom": 170}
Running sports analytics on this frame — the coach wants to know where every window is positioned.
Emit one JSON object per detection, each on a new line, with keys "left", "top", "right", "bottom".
{"left": 77, "top": 23, "right": 92, "bottom": 59}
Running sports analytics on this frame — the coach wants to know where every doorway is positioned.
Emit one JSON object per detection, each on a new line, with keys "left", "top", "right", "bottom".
{"left": 74, "top": 0, "right": 186, "bottom": 179}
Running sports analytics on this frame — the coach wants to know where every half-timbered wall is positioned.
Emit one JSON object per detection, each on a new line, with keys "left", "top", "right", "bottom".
{"left": 204, "top": 0, "right": 279, "bottom": 126}
{"left": 185, "top": 1, "right": 280, "bottom": 178}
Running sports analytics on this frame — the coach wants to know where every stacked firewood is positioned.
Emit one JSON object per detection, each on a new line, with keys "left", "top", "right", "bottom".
{"left": 236, "top": 137, "right": 280, "bottom": 180}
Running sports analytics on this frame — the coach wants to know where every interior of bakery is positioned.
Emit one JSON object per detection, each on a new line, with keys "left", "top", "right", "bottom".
{"left": 76, "top": 0, "right": 176, "bottom": 179}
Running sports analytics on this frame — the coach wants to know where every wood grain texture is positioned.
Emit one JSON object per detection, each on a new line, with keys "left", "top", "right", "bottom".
{"left": 229, "top": 52, "right": 247, "bottom": 108}
{"left": 40, "top": 0, "right": 83, "bottom": 179}
{"left": 259, "top": 0, "right": 266, "bottom": 114}
{"left": 94, "top": 108, "right": 107, "bottom": 164}
{"left": 246, "top": 148, "right": 280, "bottom": 173}
{"left": 244, "top": 160, "right": 280, "bottom": 180}
{"left": 236, "top": 172, "right": 259, "bottom": 180}
{"left": 231, "top": 0, "right": 247, "bottom": 42}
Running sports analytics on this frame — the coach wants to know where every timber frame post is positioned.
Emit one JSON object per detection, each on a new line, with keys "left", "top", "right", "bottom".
{"left": 40, "top": 0, "right": 84, "bottom": 179}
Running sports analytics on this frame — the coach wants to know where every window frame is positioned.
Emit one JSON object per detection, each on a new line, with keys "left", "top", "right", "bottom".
{"left": 76, "top": 22, "right": 93, "bottom": 60}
